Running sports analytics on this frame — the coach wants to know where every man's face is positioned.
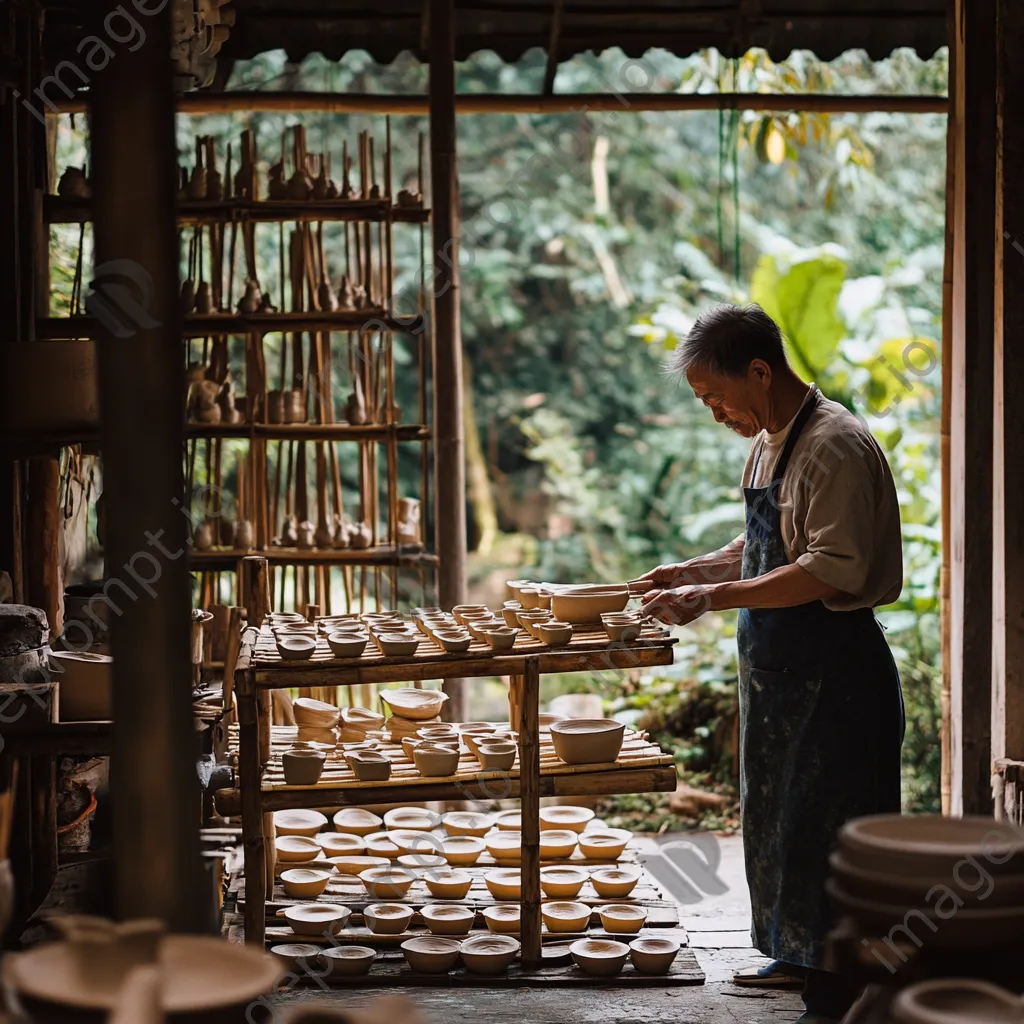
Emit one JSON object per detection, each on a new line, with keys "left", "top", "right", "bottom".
{"left": 685, "top": 362, "right": 772, "bottom": 438}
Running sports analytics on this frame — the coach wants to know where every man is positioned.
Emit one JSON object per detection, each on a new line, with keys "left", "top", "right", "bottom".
{"left": 636, "top": 303, "right": 905, "bottom": 1024}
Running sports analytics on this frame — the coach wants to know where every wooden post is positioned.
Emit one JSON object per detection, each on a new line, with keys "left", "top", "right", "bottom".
{"left": 222, "top": 606, "right": 243, "bottom": 723}
{"left": 517, "top": 657, "right": 541, "bottom": 968}
{"left": 24, "top": 458, "right": 62, "bottom": 636}
{"left": 429, "top": 0, "right": 469, "bottom": 722}
{"left": 237, "top": 652, "right": 266, "bottom": 946}
{"left": 242, "top": 557, "right": 273, "bottom": 766}
{"left": 89, "top": 2, "right": 203, "bottom": 928}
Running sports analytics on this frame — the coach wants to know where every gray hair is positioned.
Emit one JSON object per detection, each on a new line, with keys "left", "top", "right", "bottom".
{"left": 665, "top": 303, "right": 788, "bottom": 379}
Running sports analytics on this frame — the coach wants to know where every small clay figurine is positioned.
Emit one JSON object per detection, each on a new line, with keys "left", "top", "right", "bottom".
{"left": 296, "top": 520, "right": 316, "bottom": 549}
{"left": 180, "top": 277, "right": 196, "bottom": 312}
{"left": 312, "top": 161, "right": 330, "bottom": 200}
{"left": 234, "top": 519, "right": 254, "bottom": 551}
{"left": 194, "top": 280, "right": 214, "bottom": 314}
{"left": 268, "top": 161, "right": 287, "bottom": 200}
{"left": 314, "top": 520, "right": 334, "bottom": 549}
{"left": 237, "top": 279, "right": 262, "bottom": 314}
{"left": 287, "top": 167, "right": 312, "bottom": 201}
{"left": 257, "top": 293, "right": 278, "bottom": 314}
{"left": 332, "top": 514, "right": 351, "bottom": 549}
{"left": 349, "top": 522, "right": 373, "bottom": 550}
{"left": 337, "top": 276, "right": 355, "bottom": 311}
{"left": 218, "top": 377, "right": 242, "bottom": 425}
{"left": 317, "top": 279, "right": 338, "bottom": 312}
{"left": 281, "top": 514, "right": 299, "bottom": 546}
{"left": 192, "top": 522, "right": 213, "bottom": 550}
{"left": 397, "top": 188, "right": 423, "bottom": 208}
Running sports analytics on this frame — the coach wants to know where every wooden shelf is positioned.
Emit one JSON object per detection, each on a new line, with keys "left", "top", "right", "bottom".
{"left": 3, "top": 720, "right": 113, "bottom": 755}
{"left": 44, "top": 194, "right": 430, "bottom": 225}
{"left": 188, "top": 545, "right": 436, "bottom": 571}
{"left": 184, "top": 422, "right": 430, "bottom": 442}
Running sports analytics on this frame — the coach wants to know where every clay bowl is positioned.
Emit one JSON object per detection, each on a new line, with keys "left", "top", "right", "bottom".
{"left": 295, "top": 725, "right": 338, "bottom": 747}
{"left": 270, "top": 611, "right": 306, "bottom": 624}
{"left": 360, "top": 866, "right": 416, "bottom": 900}
{"left": 591, "top": 866, "right": 642, "bottom": 898}
{"left": 421, "top": 903, "right": 476, "bottom": 936}
{"left": 333, "top": 808, "right": 382, "bottom": 836}
{"left": 398, "top": 853, "right": 448, "bottom": 872}
{"left": 540, "top": 866, "right": 588, "bottom": 898}
{"left": 468, "top": 618, "right": 504, "bottom": 641}
{"left": 460, "top": 933, "right": 520, "bottom": 975}
{"left": 891, "top": 978, "right": 1023, "bottom": 1024}
{"left": 326, "top": 632, "right": 369, "bottom": 658}
{"left": 463, "top": 732, "right": 498, "bottom": 757}
{"left": 341, "top": 706, "right": 385, "bottom": 731}
{"left": 599, "top": 904, "right": 648, "bottom": 934}
{"left": 501, "top": 606, "right": 523, "bottom": 627}
{"left": 377, "top": 633, "right": 421, "bottom": 657}
{"left": 453, "top": 603, "right": 489, "bottom": 623}
{"left": 424, "top": 869, "right": 474, "bottom": 900}
{"left": 485, "top": 831, "right": 523, "bottom": 863}
{"left": 293, "top": 697, "right": 340, "bottom": 728}
{"left": 363, "top": 832, "right": 402, "bottom": 860}
{"left": 838, "top": 814, "right": 1024, "bottom": 878}
{"left": 325, "top": 855, "right": 390, "bottom": 876}
{"left": 505, "top": 580, "right": 532, "bottom": 601}
{"left": 539, "top": 830, "right": 579, "bottom": 860}
{"left": 273, "top": 622, "right": 317, "bottom": 637}
{"left": 380, "top": 687, "right": 449, "bottom": 721}
{"left": 629, "top": 936, "right": 680, "bottom": 975}
{"left": 603, "top": 620, "right": 642, "bottom": 643}
{"left": 442, "top": 836, "right": 486, "bottom": 867}
{"left": 315, "top": 833, "right": 365, "bottom": 858}
{"left": 516, "top": 609, "right": 553, "bottom": 634}
{"left": 482, "top": 626, "right": 518, "bottom": 650}
{"left": 476, "top": 740, "right": 517, "bottom": 771}
{"left": 418, "top": 724, "right": 459, "bottom": 743}
{"left": 401, "top": 935, "right": 462, "bottom": 975}
{"left": 549, "top": 719, "right": 625, "bottom": 765}
{"left": 483, "top": 904, "right": 521, "bottom": 933}
{"left": 435, "top": 631, "right": 472, "bottom": 653}
{"left": 443, "top": 811, "right": 496, "bottom": 838}
{"left": 276, "top": 835, "right": 322, "bottom": 862}
{"left": 277, "top": 636, "right": 317, "bottom": 660}
{"left": 570, "top": 937, "right": 630, "bottom": 977}
{"left": 542, "top": 901, "right": 592, "bottom": 933}
{"left": 363, "top": 903, "right": 414, "bottom": 935}
{"left": 384, "top": 807, "right": 442, "bottom": 831}
{"left": 344, "top": 749, "right": 392, "bottom": 782}
{"left": 517, "top": 587, "right": 541, "bottom": 609}
{"left": 485, "top": 868, "right": 522, "bottom": 900}
{"left": 549, "top": 585, "right": 630, "bottom": 624}
{"left": 280, "top": 868, "right": 333, "bottom": 900}
{"left": 273, "top": 809, "right": 327, "bottom": 837}
{"left": 284, "top": 904, "right": 351, "bottom": 937}
{"left": 494, "top": 809, "right": 522, "bottom": 831}
{"left": 271, "top": 943, "right": 321, "bottom": 973}
{"left": 319, "top": 945, "right": 376, "bottom": 978}
{"left": 388, "top": 715, "right": 439, "bottom": 742}
{"left": 400, "top": 736, "right": 423, "bottom": 760}
{"left": 537, "top": 621, "right": 573, "bottom": 646}
{"left": 539, "top": 805, "right": 594, "bottom": 833}
{"left": 387, "top": 830, "right": 444, "bottom": 858}
{"left": 282, "top": 749, "right": 326, "bottom": 786}
{"left": 413, "top": 743, "right": 460, "bottom": 778}
{"left": 579, "top": 828, "right": 633, "bottom": 861}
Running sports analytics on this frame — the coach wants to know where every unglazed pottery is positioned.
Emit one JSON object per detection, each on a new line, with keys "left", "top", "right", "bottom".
{"left": 476, "top": 740, "right": 517, "bottom": 771}
{"left": 413, "top": 743, "right": 460, "bottom": 777}
{"left": 387, "top": 830, "right": 444, "bottom": 858}
{"left": 485, "top": 868, "right": 522, "bottom": 900}
{"left": 436, "top": 632, "right": 472, "bottom": 653}
{"left": 549, "top": 718, "right": 625, "bottom": 765}
{"left": 891, "top": 979, "right": 1023, "bottom": 1024}
{"left": 363, "top": 903, "right": 414, "bottom": 935}
{"left": 418, "top": 724, "right": 459, "bottom": 743}
{"left": 345, "top": 749, "right": 392, "bottom": 782}
{"left": 424, "top": 870, "right": 473, "bottom": 900}
{"left": 517, "top": 587, "right": 541, "bottom": 609}
{"left": 483, "top": 626, "right": 518, "bottom": 650}
{"left": 452, "top": 604, "right": 488, "bottom": 624}
{"left": 603, "top": 619, "right": 642, "bottom": 643}
{"left": 364, "top": 832, "right": 402, "bottom": 860}
{"left": 334, "top": 808, "right": 382, "bottom": 836}
{"left": 325, "top": 855, "right": 390, "bottom": 876}
{"left": 316, "top": 833, "right": 366, "bottom": 857}
{"left": 380, "top": 687, "right": 448, "bottom": 720}
{"left": 483, "top": 904, "right": 521, "bottom": 933}
{"left": 282, "top": 749, "right": 326, "bottom": 786}
{"left": 293, "top": 697, "right": 340, "bottom": 728}
{"left": 501, "top": 606, "right": 524, "bottom": 627}
{"left": 485, "top": 831, "right": 523, "bottom": 863}
{"left": 537, "top": 621, "right": 573, "bottom": 646}
{"left": 460, "top": 934, "right": 520, "bottom": 975}
{"left": 421, "top": 904, "right": 476, "bottom": 936}
{"left": 570, "top": 938, "right": 630, "bottom": 977}
{"left": 578, "top": 828, "right": 633, "bottom": 860}
{"left": 401, "top": 736, "right": 422, "bottom": 759}
{"left": 629, "top": 936, "right": 680, "bottom": 975}
{"left": 398, "top": 853, "right": 447, "bottom": 871}
{"left": 401, "top": 936, "right": 461, "bottom": 975}
{"left": 384, "top": 807, "right": 442, "bottom": 831}
{"left": 540, "top": 866, "right": 588, "bottom": 898}
{"left": 494, "top": 809, "right": 522, "bottom": 831}
{"left": 591, "top": 866, "right": 642, "bottom": 898}
{"left": 443, "top": 811, "right": 495, "bottom": 837}
{"left": 539, "top": 830, "right": 579, "bottom": 860}
{"left": 276, "top": 835, "right": 322, "bottom": 862}
{"left": 599, "top": 904, "right": 648, "bottom": 934}
{"left": 319, "top": 945, "right": 376, "bottom": 977}
{"left": 341, "top": 706, "right": 385, "bottom": 731}
{"left": 442, "top": 837, "right": 486, "bottom": 867}
{"left": 360, "top": 867, "right": 415, "bottom": 900}
{"left": 270, "top": 943, "right": 321, "bottom": 973}
{"left": 274, "top": 809, "right": 327, "bottom": 838}
{"left": 549, "top": 584, "right": 631, "bottom": 623}
{"left": 542, "top": 901, "right": 591, "bottom": 933}
{"left": 284, "top": 904, "right": 350, "bottom": 937}
{"left": 295, "top": 725, "right": 338, "bottom": 747}
{"left": 277, "top": 636, "right": 316, "bottom": 661}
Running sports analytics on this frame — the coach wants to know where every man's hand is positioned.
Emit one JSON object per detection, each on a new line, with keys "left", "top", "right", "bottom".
{"left": 641, "top": 585, "right": 716, "bottom": 627}
{"left": 634, "top": 562, "right": 697, "bottom": 588}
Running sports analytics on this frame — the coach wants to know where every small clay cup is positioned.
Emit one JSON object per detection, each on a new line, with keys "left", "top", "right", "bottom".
{"left": 282, "top": 748, "right": 326, "bottom": 786}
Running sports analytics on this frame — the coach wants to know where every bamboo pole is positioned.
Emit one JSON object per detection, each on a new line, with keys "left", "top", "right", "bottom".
{"left": 518, "top": 658, "right": 541, "bottom": 968}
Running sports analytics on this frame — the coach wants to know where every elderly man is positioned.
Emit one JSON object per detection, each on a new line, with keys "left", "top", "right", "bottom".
{"left": 636, "top": 303, "right": 905, "bottom": 1024}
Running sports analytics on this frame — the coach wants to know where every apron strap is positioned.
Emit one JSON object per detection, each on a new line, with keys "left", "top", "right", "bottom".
{"left": 769, "top": 387, "right": 819, "bottom": 484}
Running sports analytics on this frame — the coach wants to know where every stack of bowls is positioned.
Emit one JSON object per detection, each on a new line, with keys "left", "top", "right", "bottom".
{"left": 293, "top": 696, "right": 340, "bottom": 746}
{"left": 828, "top": 814, "right": 1024, "bottom": 951}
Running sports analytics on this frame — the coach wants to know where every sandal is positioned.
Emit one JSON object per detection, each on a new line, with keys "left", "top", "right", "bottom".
{"left": 732, "top": 960, "right": 805, "bottom": 988}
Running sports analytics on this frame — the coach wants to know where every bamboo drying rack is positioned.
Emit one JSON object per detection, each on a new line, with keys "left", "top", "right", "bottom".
{"left": 218, "top": 557, "right": 679, "bottom": 969}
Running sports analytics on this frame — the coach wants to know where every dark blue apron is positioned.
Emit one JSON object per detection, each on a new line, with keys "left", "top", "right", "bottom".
{"left": 737, "top": 390, "right": 905, "bottom": 969}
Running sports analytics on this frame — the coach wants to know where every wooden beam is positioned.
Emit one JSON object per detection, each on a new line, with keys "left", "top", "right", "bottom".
{"left": 543, "top": 0, "right": 565, "bottom": 96}
{"left": 24, "top": 458, "right": 62, "bottom": 635}
{"left": 54, "top": 92, "right": 949, "bottom": 116}
{"left": 518, "top": 658, "right": 541, "bottom": 968}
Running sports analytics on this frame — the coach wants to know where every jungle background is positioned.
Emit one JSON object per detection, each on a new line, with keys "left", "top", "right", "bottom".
{"left": 51, "top": 44, "right": 947, "bottom": 830}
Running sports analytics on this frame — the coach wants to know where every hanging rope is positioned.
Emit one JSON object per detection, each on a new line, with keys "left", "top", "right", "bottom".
{"left": 730, "top": 58, "right": 742, "bottom": 283}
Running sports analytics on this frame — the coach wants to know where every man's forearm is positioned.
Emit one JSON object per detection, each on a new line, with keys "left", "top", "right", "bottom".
{"left": 707, "top": 562, "right": 843, "bottom": 610}
{"left": 686, "top": 535, "right": 745, "bottom": 584}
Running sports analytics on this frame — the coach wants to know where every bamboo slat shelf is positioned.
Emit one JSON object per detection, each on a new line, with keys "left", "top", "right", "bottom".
{"left": 189, "top": 547, "right": 438, "bottom": 571}
{"left": 183, "top": 423, "right": 430, "bottom": 442}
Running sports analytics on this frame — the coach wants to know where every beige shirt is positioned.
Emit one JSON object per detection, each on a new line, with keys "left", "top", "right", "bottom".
{"left": 740, "top": 385, "right": 903, "bottom": 611}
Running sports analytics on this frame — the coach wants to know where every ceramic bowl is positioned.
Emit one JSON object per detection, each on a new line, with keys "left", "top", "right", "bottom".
{"left": 501, "top": 606, "right": 523, "bottom": 627}
{"left": 413, "top": 743, "right": 460, "bottom": 778}
{"left": 342, "top": 706, "right": 385, "bottom": 731}
{"left": 326, "top": 632, "right": 368, "bottom": 658}
{"left": 380, "top": 687, "right": 449, "bottom": 721}
{"left": 485, "top": 868, "right": 522, "bottom": 900}
{"left": 325, "top": 855, "right": 390, "bottom": 876}
{"left": 398, "top": 853, "right": 448, "bottom": 872}
{"left": 377, "top": 633, "right": 421, "bottom": 657}
{"left": 424, "top": 869, "right": 474, "bottom": 900}
{"left": 344, "top": 749, "right": 392, "bottom": 782}
{"left": 505, "top": 580, "right": 532, "bottom": 601}
{"left": 890, "top": 978, "right": 1024, "bottom": 1024}
{"left": 281, "top": 749, "right": 326, "bottom": 786}
{"left": 401, "top": 935, "right": 462, "bottom": 975}
{"left": 453, "top": 603, "right": 489, "bottom": 622}
{"left": 270, "top": 943, "right": 321, "bottom": 972}
{"left": 293, "top": 697, "right": 340, "bottom": 728}
{"left": 436, "top": 631, "right": 472, "bottom": 653}
{"left": 549, "top": 718, "right": 625, "bottom": 765}
{"left": 280, "top": 868, "right": 333, "bottom": 900}
{"left": 384, "top": 807, "right": 442, "bottom": 831}
{"left": 462, "top": 732, "right": 496, "bottom": 757}
{"left": 442, "top": 836, "right": 486, "bottom": 867}
{"left": 579, "top": 828, "right": 633, "bottom": 860}
{"left": 476, "top": 740, "right": 517, "bottom": 771}
{"left": 295, "top": 725, "right": 338, "bottom": 747}
{"left": 273, "top": 623, "right": 317, "bottom": 637}
{"left": 277, "top": 636, "right": 317, "bottom": 660}
{"left": 443, "top": 811, "right": 496, "bottom": 837}
{"left": 570, "top": 938, "right": 630, "bottom": 977}
{"left": 276, "top": 835, "right": 322, "bottom": 862}
{"left": 363, "top": 903, "right": 414, "bottom": 935}
{"left": 319, "top": 945, "right": 376, "bottom": 978}
{"left": 363, "top": 832, "right": 402, "bottom": 860}
{"left": 591, "top": 866, "right": 642, "bottom": 898}
{"left": 629, "top": 937, "right": 680, "bottom": 975}
{"left": 482, "top": 626, "right": 518, "bottom": 650}
{"left": 270, "top": 612, "right": 306, "bottom": 623}
{"left": 542, "top": 901, "right": 592, "bottom": 933}
{"left": 387, "top": 830, "right": 444, "bottom": 858}
{"left": 315, "top": 833, "right": 366, "bottom": 857}
{"left": 599, "top": 904, "right": 648, "bottom": 934}
{"left": 483, "top": 904, "right": 521, "bottom": 933}
{"left": 273, "top": 809, "right": 327, "bottom": 838}
{"left": 494, "top": 809, "right": 522, "bottom": 831}
{"left": 418, "top": 724, "right": 459, "bottom": 743}
{"left": 460, "top": 933, "right": 520, "bottom": 975}
{"left": 603, "top": 620, "right": 642, "bottom": 643}
{"left": 539, "top": 829, "right": 579, "bottom": 860}
{"left": 333, "top": 808, "right": 382, "bottom": 836}
{"left": 421, "top": 903, "right": 476, "bottom": 936}
{"left": 516, "top": 608, "right": 552, "bottom": 629}
{"left": 518, "top": 587, "right": 541, "bottom": 609}
{"left": 360, "top": 866, "right": 416, "bottom": 900}
{"left": 540, "top": 866, "right": 588, "bottom": 898}
{"left": 485, "top": 831, "right": 523, "bottom": 863}
{"left": 468, "top": 619, "right": 503, "bottom": 642}
{"left": 549, "top": 585, "right": 630, "bottom": 624}
{"left": 400, "top": 736, "right": 422, "bottom": 760}
{"left": 284, "top": 904, "right": 351, "bottom": 937}
{"left": 537, "top": 621, "right": 573, "bottom": 646}
{"left": 388, "top": 715, "right": 439, "bottom": 742}
{"left": 538, "top": 805, "right": 594, "bottom": 833}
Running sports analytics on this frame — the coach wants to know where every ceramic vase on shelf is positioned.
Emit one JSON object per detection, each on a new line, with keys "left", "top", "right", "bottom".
{"left": 267, "top": 390, "right": 285, "bottom": 424}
